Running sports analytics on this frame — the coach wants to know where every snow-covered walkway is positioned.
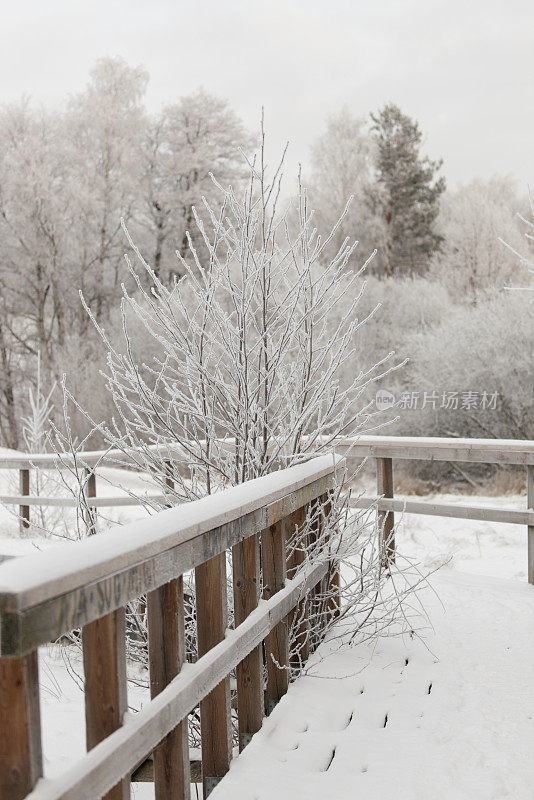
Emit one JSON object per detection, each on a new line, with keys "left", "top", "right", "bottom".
{"left": 211, "top": 570, "right": 534, "bottom": 800}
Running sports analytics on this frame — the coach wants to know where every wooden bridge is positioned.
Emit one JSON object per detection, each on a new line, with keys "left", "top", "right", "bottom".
{"left": 0, "top": 436, "right": 533, "bottom": 800}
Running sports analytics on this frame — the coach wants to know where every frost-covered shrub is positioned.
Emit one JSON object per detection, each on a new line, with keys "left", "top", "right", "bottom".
{"left": 397, "top": 293, "right": 533, "bottom": 442}
{"left": 355, "top": 275, "right": 454, "bottom": 364}
{"left": 328, "top": 274, "right": 454, "bottom": 416}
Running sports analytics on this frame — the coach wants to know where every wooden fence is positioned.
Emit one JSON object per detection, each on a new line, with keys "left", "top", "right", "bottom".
{"left": 334, "top": 436, "right": 534, "bottom": 585}
{"left": 1, "top": 436, "right": 533, "bottom": 798}
{"left": 1, "top": 435, "right": 532, "bottom": 581}
{"left": 0, "top": 454, "right": 343, "bottom": 800}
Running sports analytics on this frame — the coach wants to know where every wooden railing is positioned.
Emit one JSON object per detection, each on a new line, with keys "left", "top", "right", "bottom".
{"left": 334, "top": 436, "right": 534, "bottom": 585}
{"left": 0, "top": 454, "right": 343, "bottom": 800}
{"left": 0, "top": 447, "right": 173, "bottom": 532}
{"left": 1, "top": 436, "right": 533, "bottom": 580}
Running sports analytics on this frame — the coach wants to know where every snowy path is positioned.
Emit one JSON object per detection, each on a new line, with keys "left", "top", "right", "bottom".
{"left": 211, "top": 570, "right": 534, "bottom": 800}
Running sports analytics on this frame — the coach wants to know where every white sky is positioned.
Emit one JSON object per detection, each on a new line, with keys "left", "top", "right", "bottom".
{"left": 1, "top": 0, "right": 533, "bottom": 191}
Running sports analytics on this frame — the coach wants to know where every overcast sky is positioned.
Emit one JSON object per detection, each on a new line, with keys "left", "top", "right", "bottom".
{"left": 1, "top": 0, "right": 533, "bottom": 192}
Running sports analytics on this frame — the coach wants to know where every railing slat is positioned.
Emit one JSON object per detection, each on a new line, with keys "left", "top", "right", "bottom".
{"left": 307, "top": 497, "right": 326, "bottom": 652}
{"left": 82, "top": 609, "right": 129, "bottom": 800}
{"left": 232, "top": 533, "right": 263, "bottom": 750}
{"left": 0, "top": 650, "right": 42, "bottom": 800}
{"left": 195, "top": 553, "right": 232, "bottom": 796}
{"left": 147, "top": 577, "right": 190, "bottom": 800}
{"left": 84, "top": 469, "right": 97, "bottom": 537}
{"left": 261, "top": 520, "right": 289, "bottom": 713}
{"left": 377, "top": 457, "right": 395, "bottom": 565}
{"left": 19, "top": 469, "right": 30, "bottom": 533}
{"left": 324, "top": 494, "right": 341, "bottom": 622}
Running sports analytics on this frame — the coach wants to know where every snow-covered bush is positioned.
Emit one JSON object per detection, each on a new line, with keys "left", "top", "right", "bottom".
{"left": 76, "top": 142, "right": 398, "bottom": 494}
{"left": 397, "top": 293, "right": 533, "bottom": 442}
{"left": 325, "top": 274, "right": 453, "bottom": 419}
{"left": 501, "top": 190, "right": 534, "bottom": 294}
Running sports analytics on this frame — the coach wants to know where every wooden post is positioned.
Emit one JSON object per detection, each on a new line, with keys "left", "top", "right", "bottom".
{"left": 261, "top": 520, "right": 289, "bottom": 714}
{"left": 286, "top": 506, "right": 309, "bottom": 670}
{"left": 377, "top": 457, "right": 395, "bottom": 565}
{"left": 147, "top": 577, "right": 191, "bottom": 800}
{"left": 232, "top": 533, "right": 263, "bottom": 750}
{"left": 19, "top": 468, "right": 30, "bottom": 533}
{"left": 195, "top": 553, "right": 232, "bottom": 797}
{"left": 528, "top": 465, "right": 534, "bottom": 586}
{"left": 0, "top": 651, "right": 43, "bottom": 800}
{"left": 82, "top": 609, "right": 129, "bottom": 800}
{"left": 84, "top": 468, "right": 97, "bottom": 536}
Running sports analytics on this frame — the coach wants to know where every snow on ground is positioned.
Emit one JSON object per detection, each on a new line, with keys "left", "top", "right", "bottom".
{"left": 395, "top": 490, "right": 528, "bottom": 582}
{"left": 211, "top": 569, "right": 534, "bottom": 800}
{"left": 39, "top": 647, "right": 158, "bottom": 797}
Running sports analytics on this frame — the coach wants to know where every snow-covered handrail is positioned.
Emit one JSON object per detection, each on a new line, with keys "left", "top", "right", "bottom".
{"left": 2, "top": 436, "right": 533, "bottom": 534}
{"left": 0, "top": 454, "right": 342, "bottom": 650}
{"left": 0, "top": 455, "right": 343, "bottom": 800}
{"left": 1, "top": 435, "right": 534, "bottom": 469}
{"left": 336, "top": 435, "right": 534, "bottom": 465}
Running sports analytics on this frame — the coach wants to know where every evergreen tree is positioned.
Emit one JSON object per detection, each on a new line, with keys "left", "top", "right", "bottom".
{"left": 370, "top": 103, "right": 445, "bottom": 276}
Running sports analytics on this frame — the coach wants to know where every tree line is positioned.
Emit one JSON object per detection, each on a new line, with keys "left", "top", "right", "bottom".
{"left": 0, "top": 56, "right": 529, "bottom": 449}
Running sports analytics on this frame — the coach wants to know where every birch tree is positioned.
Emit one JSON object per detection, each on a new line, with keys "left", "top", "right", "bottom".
{"left": 64, "top": 57, "right": 148, "bottom": 327}
{"left": 0, "top": 102, "right": 69, "bottom": 387}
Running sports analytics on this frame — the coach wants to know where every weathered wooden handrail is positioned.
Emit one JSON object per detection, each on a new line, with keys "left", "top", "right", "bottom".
{"left": 350, "top": 496, "right": 534, "bottom": 527}
{"left": 0, "top": 454, "right": 343, "bottom": 800}
{"left": 0, "top": 495, "right": 168, "bottom": 507}
{"left": 2, "top": 435, "right": 533, "bottom": 470}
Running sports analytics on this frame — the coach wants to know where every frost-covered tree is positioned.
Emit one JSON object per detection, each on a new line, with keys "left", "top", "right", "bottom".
{"left": 0, "top": 60, "right": 256, "bottom": 444}
{"left": 0, "top": 102, "right": 70, "bottom": 387}
{"left": 64, "top": 57, "right": 148, "bottom": 326}
{"left": 430, "top": 177, "right": 525, "bottom": 303}
{"left": 370, "top": 103, "right": 445, "bottom": 276}
{"left": 140, "top": 90, "right": 254, "bottom": 280}
{"left": 0, "top": 298, "right": 21, "bottom": 448}
{"left": 307, "top": 108, "right": 382, "bottom": 265}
